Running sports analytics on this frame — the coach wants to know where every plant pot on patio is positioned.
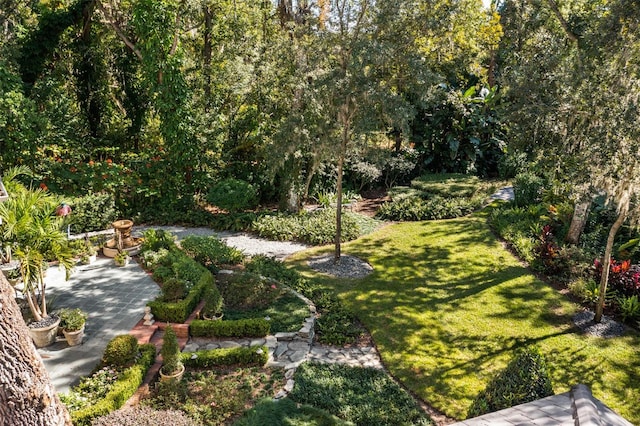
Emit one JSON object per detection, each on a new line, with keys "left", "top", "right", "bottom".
{"left": 59, "top": 308, "right": 87, "bottom": 347}
{"left": 28, "top": 316, "right": 60, "bottom": 348}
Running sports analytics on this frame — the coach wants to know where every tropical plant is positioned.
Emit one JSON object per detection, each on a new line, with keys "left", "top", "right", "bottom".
{"left": 0, "top": 168, "right": 74, "bottom": 322}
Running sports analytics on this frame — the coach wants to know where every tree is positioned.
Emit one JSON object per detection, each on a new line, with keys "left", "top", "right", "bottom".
{"left": 498, "top": 0, "right": 640, "bottom": 322}
{"left": 0, "top": 273, "right": 71, "bottom": 425}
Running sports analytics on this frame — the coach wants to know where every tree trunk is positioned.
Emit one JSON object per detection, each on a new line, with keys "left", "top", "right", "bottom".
{"left": 594, "top": 209, "right": 628, "bottom": 323}
{"left": 565, "top": 198, "right": 592, "bottom": 244}
{"left": 335, "top": 121, "right": 349, "bottom": 262}
{"left": 0, "top": 273, "right": 71, "bottom": 425}
{"left": 203, "top": 5, "right": 212, "bottom": 111}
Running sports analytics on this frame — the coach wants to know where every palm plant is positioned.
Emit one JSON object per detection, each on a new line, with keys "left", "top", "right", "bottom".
{"left": 0, "top": 167, "right": 73, "bottom": 322}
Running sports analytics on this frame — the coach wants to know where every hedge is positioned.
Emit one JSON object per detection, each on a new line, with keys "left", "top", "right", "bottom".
{"left": 70, "top": 343, "right": 156, "bottom": 425}
{"left": 190, "top": 318, "right": 270, "bottom": 338}
{"left": 182, "top": 345, "right": 269, "bottom": 368}
{"left": 148, "top": 272, "right": 213, "bottom": 323}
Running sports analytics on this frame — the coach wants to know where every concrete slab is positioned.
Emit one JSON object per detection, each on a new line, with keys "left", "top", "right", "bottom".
{"left": 37, "top": 256, "right": 160, "bottom": 394}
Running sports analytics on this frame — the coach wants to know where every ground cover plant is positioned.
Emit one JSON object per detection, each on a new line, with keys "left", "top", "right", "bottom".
{"left": 233, "top": 397, "right": 349, "bottom": 426}
{"left": 252, "top": 209, "right": 378, "bottom": 245}
{"left": 287, "top": 215, "right": 640, "bottom": 423}
{"left": 143, "top": 366, "right": 285, "bottom": 425}
{"left": 288, "top": 363, "right": 431, "bottom": 426}
{"left": 377, "top": 174, "right": 506, "bottom": 221}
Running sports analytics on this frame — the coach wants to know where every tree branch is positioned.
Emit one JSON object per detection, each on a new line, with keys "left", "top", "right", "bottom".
{"left": 169, "top": 14, "right": 181, "bottom": 56}
{"left": 96, "top": 0, "right": 143, "bottom": 61}
{"left": 544, "top": 0, "right": 579, "bottom": 43}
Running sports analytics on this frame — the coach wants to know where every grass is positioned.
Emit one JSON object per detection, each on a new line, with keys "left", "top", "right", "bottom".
{"left": 287, "top": 214, "right": 640, "bottom": 423}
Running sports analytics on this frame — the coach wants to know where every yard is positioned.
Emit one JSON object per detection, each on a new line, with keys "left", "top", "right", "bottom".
{"left": 288, "top": 213, "right": 640, "bottom": 423}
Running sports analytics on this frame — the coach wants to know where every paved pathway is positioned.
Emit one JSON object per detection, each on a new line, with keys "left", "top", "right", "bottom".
{"left": 39, "top": 257, "right": 159, "bottom": 394}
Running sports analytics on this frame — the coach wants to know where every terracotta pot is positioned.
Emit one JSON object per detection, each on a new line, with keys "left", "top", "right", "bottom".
{"left": 63, "top": 326, "right": 85, "bottom": 346}
{"left": 159, "top": 363, "right": 185, "bottom": 383}
{"left": 29, "top": 317, "right": 61, "bottom": 348}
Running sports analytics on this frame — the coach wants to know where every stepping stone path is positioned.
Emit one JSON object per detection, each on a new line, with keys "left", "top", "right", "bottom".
{"left": 181, "top": 270, "right": 384, "bottom": 400}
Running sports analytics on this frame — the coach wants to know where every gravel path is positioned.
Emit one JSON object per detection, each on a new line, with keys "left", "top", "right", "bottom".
{"left": 137, "top": 226, "right": 309, "bottom": 260}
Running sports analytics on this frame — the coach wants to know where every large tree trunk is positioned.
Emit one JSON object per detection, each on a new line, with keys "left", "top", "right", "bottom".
{"left": 594, "top": 209, "right": 628, "bottom": 323}
{"left": 0, "top": 274, "right": 71, "bottom": 425}
{"left": 565, "top": 198, "right": 592, "bottom": 244}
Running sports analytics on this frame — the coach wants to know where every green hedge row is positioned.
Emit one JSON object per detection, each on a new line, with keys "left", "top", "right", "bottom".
{"left": 181, "top": 345, "right": 268, "bottom": 368}
{"left": 190, "top": 318, "right": 270, "bottom": 338}
{"left": 70, "top": 343, "right": 156, "bottom": 426}
{"left": 148, "top": 272, "right": 213, "bottom": 323}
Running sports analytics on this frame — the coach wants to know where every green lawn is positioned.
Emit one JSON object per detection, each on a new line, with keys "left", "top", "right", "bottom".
{"left": 287, "top": 214, "right": 640, "bottom": 423}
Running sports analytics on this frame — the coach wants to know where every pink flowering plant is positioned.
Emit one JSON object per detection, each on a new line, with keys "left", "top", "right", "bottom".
{"left": 594, "top": 258, "right": 640, "bottom": 298}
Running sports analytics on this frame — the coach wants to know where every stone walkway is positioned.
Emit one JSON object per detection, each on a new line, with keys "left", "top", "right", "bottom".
{"left": 182, "top": 271, "right": 385, "bottom": 400}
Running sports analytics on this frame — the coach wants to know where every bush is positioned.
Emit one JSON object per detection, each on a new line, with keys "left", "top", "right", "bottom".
{"left": 91, "top": 406, "right": 197, "bottom": 426}
{"left": 208, "top": 211, "right": 258, "bottom": 232}
{"left": 101, "top": 335, "right": 139, "bottom": 369}
{"left": 252, "top": 209, "right": 365, "bottom": 245}
{"left": 189, "top": 318, "right": 270, "bottom": 338}
{"left": 68, "top": 343, "right": 156, "bottom": 425}
{"left": 161, "top": 325, "right": 182, "bottom": 376}
{"left": 467, "top": 347, "right": 553, "bottom": 418}
{"left": 180, "top": 235, "right": 244, "bottom": 272}
{"left": 497, "top": 150, "right": 529, "bottom": 179}
{"left": 201, "top": 285, "right": 223, "bottom": 317}
{"left": 217, "top": 272, "right": 284, "bottom": 310}
{"left": 141, "top": 229, "right": 177, "bottom": 253}
{"left": 206, "top": 178, "right": 258, "bottom": 212}
{"left": 618, "top": 295, "right": 640, "bottom": 323}
{"left": 161, "top": 278, "right": 187, "bottom": 302}
{"left": 513, "top": 172, "right": 545, "bottom": 207}
{"left": 376, "top": 195, "right": 485, "bottom": 221}
{"left": 69, "top": 192, "right": 120, "bottom": 234}
{"left": 148, "top": 272, "right": 212, "bottom": 323}
{"left": 181, "top": 345, "right": 269, "bottom": 367}
{"left": 289, "top": 363, "right": 431, "bottom": 425}
{"left": 245, "top": 255, "right": 303, "bottom": 288}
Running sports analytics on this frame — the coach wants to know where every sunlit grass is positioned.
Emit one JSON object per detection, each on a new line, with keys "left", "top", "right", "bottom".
{"left": 287, "top": 215, "right": 640, "bottom": 422}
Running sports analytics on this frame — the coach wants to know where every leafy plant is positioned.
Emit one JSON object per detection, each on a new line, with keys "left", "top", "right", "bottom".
{"left": 69, "top": 192, "right": 120, "bottom": 234}
{"left": 289, "top": 362, "right": 431, "bottom": 425}
{"left": 180, "top": 235, "right": 244, "bottom": 272}
{"left": 513, "top": 172, "right": 545, "bottom": 207}
{"left": 467, "top": 347, "right": 553, "bottom": 418}
{"left": 58, "top": 307, "right": 87, "bottom": 331}
{"left": 618, "top": 295, "right": 640, "bottom": 323}
{"left": 161, "top": 325, "right": 183, "bottom": 377}
{"left": 206, "top": 178, "right": 258, "bottom": 213}
{"left": 161, "top": 278, "right": 187, "bottom": 303}
{"left": 101, "top": 335, "right": 139, "bottom": 369}
{"left": 217, "top": 272, "right": 283, "bottom": 311}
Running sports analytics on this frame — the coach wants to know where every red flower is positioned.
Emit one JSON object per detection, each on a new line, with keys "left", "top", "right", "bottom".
{"left": 70, "top": 166, "right": 77, "bottom": 173}
{"left": 88, "top": 160, "right": 95, "bottom": 166}
{"left": 106, "top": 158, "right": 113, "bottom": 164}
{"left": 39, "top": 182, "right": 48, "bottom": 191}
{"left": 621, "top": 260, "right": 631, "bottom": 272}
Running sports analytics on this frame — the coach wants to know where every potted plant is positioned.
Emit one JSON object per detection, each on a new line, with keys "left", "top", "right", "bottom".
{"left": 0, "top": 168, "right": 75, "bottom": 347}
{"left": 159, "top": 325, "right": 184, "bottom": 382}
{"left": 114, "top": 251, "right": 129, "bottom": 267}
{"left": 58, "top": 308, "right": 87, "bottom": 346}
{"left": 80, "top": 242, "right": 98, "bottom": 265}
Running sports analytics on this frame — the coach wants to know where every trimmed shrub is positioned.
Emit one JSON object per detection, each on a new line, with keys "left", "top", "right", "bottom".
{"left": 190, "top": 318, "right": 270, "bottom": 338}
{"left": 467, "top": 347, "right": 553, "bottom": 418}
{"left": 161, "top": 325, "right": 182, "bottom": 376}
{"left": 69, "top": 192, "right": 120, "bottom": 234}
{"left": 376, "top": 195, "right": 485, "bottom": 221}
{"left": 206, "top": 178, "right": 258, "bottom": 212}
{"left": 180, "top": 235, "right": 244, "bottom": 272}
{"left": 181, "top": 345, "right": 269, "bottom": 367}
{"left": 91, "top": 406, "right": 197, "bottom": 426}
{"left": 201, "top": 285, "right": 223, "bottom": 317}
{"left": 70, "top": 343, "right": 156, "bottom": 425}
{"left": 513, "top": 172, "right": 545, "bottom": 207}
{"left": 160, "top": 278, "right": 187, "bottom": 302}
{"left": 148, "top": 272, "right": 212, "bottom": 323}
{"left": 101, "top": 335, "right": 139, "bottom": 369}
